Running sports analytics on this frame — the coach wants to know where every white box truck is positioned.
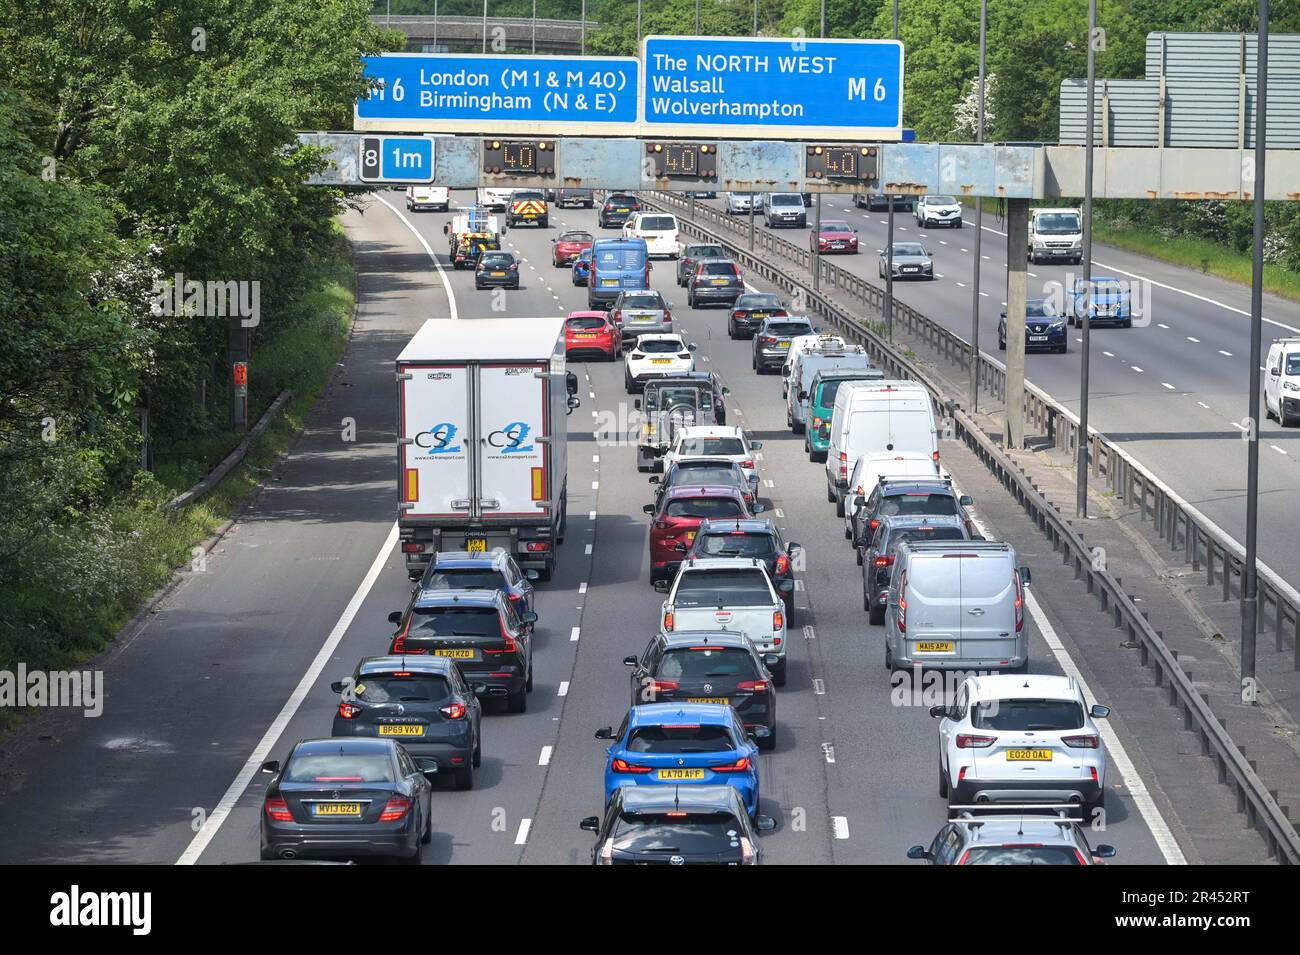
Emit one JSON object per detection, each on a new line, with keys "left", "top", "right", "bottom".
{"left": 396, "top": 317, "right": 580, "bottom": 581}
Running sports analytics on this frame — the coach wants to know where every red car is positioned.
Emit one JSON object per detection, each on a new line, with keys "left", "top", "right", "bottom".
{"left": 642, "top": 485, "right": 752, "bottom": 586}
{"left": 552, "top": 229, "right": 594, "bottom": 267}
{"left": 565, "top": 311, "right": 621, "bottom": 361}
{"left": 812, "top": 220, "right": 860, "bottom": 254}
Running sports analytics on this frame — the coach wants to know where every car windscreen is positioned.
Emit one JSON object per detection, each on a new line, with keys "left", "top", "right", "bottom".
{"left": 354, "top": 674, "right": 452, "bottom": 704}
{"left": 424, "top": 569, "right": 507, "bottom": 591}
{"left": 928, "top": 195, "right": 958, "bottom": 204}
{"left": 622, "top": 293, "right": 663, "bottom": 309}
{"left": 658, "top": 646, "right": 760, "bottom": 681}
{"left": 972, "top": 699, "right": 1085, "bottom": 731}
{"left": 771, "top": 194, "right": 802, "bottom": 206}
{"left": 688, "top": 245, "right": 725, "bottom": 258}
{"left": 1036, "top": 212, "right": 1081, "bottom": 234}
{"left": 664, "top": 497, "right": 745, "bottom": 519}
{"left": 695, "top": 532, "right": 776, "bottom": 559}
{"left": 669, "top": 468, "right": 738, "bottom": 489}
{"left": 479, "top": 255, "right": 512, "bottom": 267}
{"left": 406, "top": 606, "right": 500, "bottom": 638}
{"left": 606, "top": 194, "right": 637, "bottom": 206}
{"left": 612, "top": 812, "right": 744, "bottom": 851}
{"left": 964, "top": 846, "right": 1083, "bottom": 866}
{"left": 1025, "top": 301, "right": 1058, "bottom": 317}
{"left": 766, "top": 322, "right": 812, "bottom": 336}
{"left": 512, "top": 192, "right": 544, "bottom": 201}
{"left": 821, "top": 221, "right": 851, "bottom": 232}
{"left": 285, "top": 752, "right": 395, "bottom": 784}
{"left": 736, "top": 294, "right": 781, "bottom": 309}
{"left": 700, "top": 262, "right": 739, "bottom": 276}
{"left": 892, "top": 243, "right": 926, "bottom": 256}
{"left": 560, "top": 231, "right": 592, "bottom": 243}
{"left": 672, "top": 570, "right": 772, "bottom": 608}
{"left": 568, "top": 316, "right": 607, "bottom": 330}
{"left": 638, "top": 339, "right": 685, "bottom": 354}
{"left": 595, "top": 248, "right": 645, "bottom": 269}
{"left": 676, "top": 437, "right": 744, "bottom": 456}
{"left": 648, "top": 387, "right": 704, "bottom": 408}
{"left": 890, "top": 526, "right": 966, "bottom": 548}
{"left": 639, "top": 216, "right": 676, "bottom": 230}
{"left": 625, "top": 724, "right": 736, "bottom": 753}
{"left": 1089, "top": 281, "right": 1125, "bottom": 296}
{"left": 879, "top": 493, "right": 960, "bottom": 517}
{"left": 1287, "top": 354, "right": 1300, "bottom": 375}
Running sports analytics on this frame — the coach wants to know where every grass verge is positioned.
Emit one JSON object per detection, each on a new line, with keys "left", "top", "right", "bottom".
{"left": 0, "top": 220, "right": 356, "bottom": 729}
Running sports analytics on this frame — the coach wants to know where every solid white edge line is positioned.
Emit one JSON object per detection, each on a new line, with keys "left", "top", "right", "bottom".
{"left": 514, "top": 818, "right": 532, "bottom": 845}
{"left": 373, "top": 195, "right": 459, "bottom": 322}
{"left": 176, "top": 522, "right": 401, "bottom": 864}
{"left": 539, "top": 745, "right": 553, "bottom": 766}
{"left": 832, "top": 816, "right": 851, "bottom": 839}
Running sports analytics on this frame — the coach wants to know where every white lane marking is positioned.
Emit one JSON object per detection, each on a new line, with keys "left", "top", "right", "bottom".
{"left": 588, "top": 510, "right": 596, "bottom": 520}
{"left": 1162, "top": 382, "right": 1175, "bottom": 390}
{"left": 578, "top": 581, "right": 588, "bottom": 594}
{"left": 1219, "top": 350, "right": 1233, "bottom": 356}
{"left": 591, "top": 481, "right": 599, "bottom": 489}
{"left": 774, "top": 508, "right": 784, "bottom": 517}
{"left": 821, "top": 742, "right": 836, "bottom": 764}
{"left": 764, "top": 479, "right": 775, "bottom": 488}
{"left": 1132, "top": 366, "right": 1145, "bottom": 373}
{"left": 812, "top": 678, "right": 826, "bottom": 695}
{"left": 558, "top": 681, "right": 570, "bottom": 696}
{"left": 956, "top": 281, "right": 967, "bottom": 287}
{"left": 832, "top": 816, "right": 851, "bottom": 839}
{"left": 570, "top": 626, "right": 581, "bottom": 642}
{"left": 539, "top": 746, "right": 553, "bottom": 766}
{"left": 515, "top": 818, "right": 532, "bottom": 845}
{"left": 592, "top": 454, "right": 599, "bottom": 462}
{"left": 939, "top": 240, "right": 948, "bottom": 245}
{"left": 961, "top": 248, "right": 969, "bottom": 253}
{"left": 1103, "top": 351, "right": 1115, "bottom": 358}
{"left": 1272, "top": 445, "right": 1288, "bottom": 455}
{"left": 585, "top": 543, "right": 593, "bottom": 554}
{"left": 979, "top": 291, "right": 989, "bottom": 297}
{"left": 1027, "top": 271, "right": 1038, "bottom": 278}
{"left": 803, "top": 625, "right": 816, "bottom": 640}
{"left": 1231, "top": 420, "right": 1248, "bottom": 431}
{"left": 1157, "top": 322, "right": 1170, "bottom": 329}
{"left": 176, "top": 522, "right": 401, "bottom": 864}
{"left": 373, "top": 196, "right": 459, "bottom": 321}
{"left": 1197, "top": 401, "right": 1210, "bottom": 409}
{"left": 1187, "top": 336, "right": 1200, "bottom": 343}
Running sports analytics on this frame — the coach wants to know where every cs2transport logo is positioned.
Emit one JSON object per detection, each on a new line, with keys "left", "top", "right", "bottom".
{"left": 489, "top": 421, "right": 534, "bottom": 454}
{"left": 415, "top": 422, "right": 460, "bottom": 454}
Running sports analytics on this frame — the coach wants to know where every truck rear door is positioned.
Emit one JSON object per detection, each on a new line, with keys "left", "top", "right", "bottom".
{"left": 478, "top": 363, "right": 550, "bottom": 518}
{"left": 400, "top": 364, "right": 471, "bottom": 518}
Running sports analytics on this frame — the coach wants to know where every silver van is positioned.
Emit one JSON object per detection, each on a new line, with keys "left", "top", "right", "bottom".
{"left": 882, "top": 541, "right": 1031, "bottom": 673}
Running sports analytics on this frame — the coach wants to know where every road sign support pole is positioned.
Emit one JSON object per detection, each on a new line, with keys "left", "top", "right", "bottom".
{"left": 1005, "top": 199, "right": 1029, "bottom": 449}
{"left": 1243, "top": 0, "right": 1270, "bottom": 700}
{"left": 750, "top": 198, "right": 756, "bottom": 255}
{"left": 228, "top": 318, "right": 249, "bottom": 433}
{"left": 481, "top": 0, "right": 488, "bottom": 54}
{"left": 813, "top": 194, "right": 821, "bottom": 288}
{"left": 970, "top": 0, "right": 986, "bottom": 414}
{"left": 883, "top": 0, "right": 898, "bottom": 344}
{"left": 1076, "top": 0, "right": 1097, "bottom": 517}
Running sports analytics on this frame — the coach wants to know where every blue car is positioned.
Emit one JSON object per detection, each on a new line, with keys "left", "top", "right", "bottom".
{"left": 571, "top": 248, "right": 592, "bottom": 286}
{"left": 1069, "top": 276, "right": 1132, "bottom": 328}
{"left": 595, "top": 703, "right": 761, "bottom": 816}
{"left": 998, "top": 298, "right": 1068, "bottom": 354}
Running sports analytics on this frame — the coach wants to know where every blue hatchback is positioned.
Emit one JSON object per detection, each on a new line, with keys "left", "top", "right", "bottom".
{"left": 595, "top": 703, "right": 761, "bottom": 816}
{"left": 1069, "top": 276, "right": 1132, "bottom": 328}
{"left": 571, "top": 248, "right": 592, "bottom": 286}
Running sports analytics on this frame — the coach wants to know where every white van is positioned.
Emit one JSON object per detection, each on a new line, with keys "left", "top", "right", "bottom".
{"left": 1028, "top": 207, "right": 1083, "bottom": 264}
{"left": 1265, "top": 337, "right": 1300, "bottom": 427}
{"left": 781, "top": 333, "right": 848, "bottom": 399}
{"left": 883, "top": 540, "right": 1031, "bottom": 673}
{"left": 477, "top": 187, "right": 515, "bottom": 211}
{"left": 406, "top": 186, "right": 450, "bottom": 212}
{"left": 825, "top": 381, "right": 937, "bottom": 516}
{"left": 622, "top": 212, "right": 682, "bottom": 258}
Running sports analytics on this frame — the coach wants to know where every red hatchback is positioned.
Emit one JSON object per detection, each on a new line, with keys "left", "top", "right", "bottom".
{"left": 552, "top": 229, "right": 594, "bottom": 267}
{"left": 565, "top": 311, "right": 621, "bottom": 361}
{"left": 642, "top": 485, "right": 752, "bottom": 586}
{"left": 813, "top": 220, "right": 859, "bottom": 254}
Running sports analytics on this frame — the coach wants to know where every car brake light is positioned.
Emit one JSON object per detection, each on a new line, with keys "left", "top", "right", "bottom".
{"left": 485, "top": 616, "right": 518, "bottom": 654}
{"left": 956, "top": 849, "right": 971, "bottom": 865}
{"left": 739, "top": 459, "right": 754, "bottom": 469}
{"left": 1014, "top": 571, "right": 1024, "bottom": 633}
{"left": 389, "top": 632, "right": 425, "bottom": 654}
{"left": 379, "top": 795, "right": 412, "bottom": 822}
{"left": 711, "top": 757, "right": 751, "bottom": 773}
{"left": 760, "top": 335, "right": 776, "bottom": 345}
{"left": 1089, "top": 767, "right": 1100, "bottom": 782}
{"left": 874, "top": 555, "right": 895, "bottom": 568}
{"left": 663, "top": 610, "right": 674, "bottom": 631}
{"left": 838, "top": 452, "right": 848, "bottom": 482}
{"left": 401, "top": 543, "right": 425, "bottom": 554}
{"left": 611, "top": 758, "right": 653, "bottom": 774}
{"left": 775, "top": 554, "right": 790, "bottom": 575}
{"left": 440, "top": 702, "right": 468, "bottom": 720}
{"left": 773, "top": 609, "right": 783, "bottom": 630}
{"left": 736, "top": 680, "right": 769, "bottom": 693}
{"left": 337, "top": 702, "right": 362, "bottom": 720}
{"left": 897, "top": 576, "right": 908, "bottom": 632}
{"left": 958, "top": 765, "right": 970, "bottom": 780}
{"left": 955, "top": 734, "right": 996, "bottom": 748}
{"left": 525, "top": 541, "right": 550, "bottom": 552}
{"left": 647, "top": 679, "right": 679, "bottom": 695}
{"left": 264, "top": 797, "right": 292, "bottom": 822}
{"left": 666, "top": 811, "right": 689, "bottom": 818}
{"left": 1062, "top": 734, "right": 1099, "bottom": 748}
{"left": 869, "top": 518, "right": 881, "bottom": 532}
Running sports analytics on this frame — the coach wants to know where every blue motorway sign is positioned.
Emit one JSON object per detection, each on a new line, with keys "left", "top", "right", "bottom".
{"left": 641, "top": 36, "right": 904, "bottom": 140}
{"left": 355, "top": 53, "right": 640, "bottom": 135}
{"left": 358, "top": 135, "right": 434, "bottom": 183}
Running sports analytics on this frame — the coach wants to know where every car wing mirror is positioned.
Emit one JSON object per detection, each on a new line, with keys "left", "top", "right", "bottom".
{"left": 594, "top": 726, "right": 615, "bottom": 740}
{"left": 754, "top": 814, "right": 777, "bottom": 832}
{"left": 260, "top": 760, "right": 280, "bottom": 775}
{"left": 580, "top": 816, "right": 601, "bottom": 832}
{"left": 787, "top": 542, "right": 800, "bottom": 554}
{"left": 778, "top": 580, "right": 795, "bottom": 594}
{"left": 566, "top": 395, "right": 581, "bottom": 414}
{"left": 749, "top": 441, "right": 763, "bottom": 450}
{"left": 642, "top": 504, "right": 656, "bottom": 514}
{"left": 1019, "top": 566, "right": 1032, "bottom": 585}
{"left": 1094, "top": 845, "right": 1117, "bottom": 859}
{"left": 387, "top": 610, "right": 403, "bottom": 625}
{"left": 622, "top": 655, "right": 639, "bottom": 667}
{"left": 329, "top": 680, "right": 346, "bottom": 694}
{"left": 1090, "top": 704, "right": 1111, "bottom": 719}
{"left": 634, "top": 398, "right": 642, "bottom": 410}
{"left": 653, "top": 579, "right": 672, "bottom": 592}
{"left": 414, "top": 756, "right": 440, "bottom": 777}
{"left": 525, "top": 569, "right": 540, "bottom": 581}
{"left": 906, "top": 845, "right": 929, "bottom": 860}
{"left": 928, "top": 705, "right": 947, "bottom": 719}
{"left": 521, "top": 611, "right": 539, "bottom": 625}
{"left": 959, "top": 495, "right": 973, "bottom": 507}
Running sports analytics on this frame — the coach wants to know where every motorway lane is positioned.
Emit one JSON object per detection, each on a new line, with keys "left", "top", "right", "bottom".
{"left": 692, "top": 195, "right": 1300, "bottom": 587}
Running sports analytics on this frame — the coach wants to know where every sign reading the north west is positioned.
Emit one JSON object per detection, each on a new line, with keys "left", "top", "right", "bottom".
{"left": 355, "top": 53, "right": 640, "bottom": 135}
{"left": 640, "top": 36, "right": 904, "bottom": 141}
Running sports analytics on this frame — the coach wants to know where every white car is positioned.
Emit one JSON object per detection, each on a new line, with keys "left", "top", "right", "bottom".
{"left": 661, "top": 425, "right": 762, "bottom": 495}
{"left": 932, "top": 674, "right": 1110, "bottom": 816}
{"left": 624, "top": 334, "right": 696, "bottom": 393}
{"left": 656, "top": 556, "right": 791, "bottom": 685}
{"left": 622, "top": 212, "right": 682, "bottom": 258}
{"left": 914, "top": 195, "right": 963, "bottom": 229}
{"left": 781, "top": 333, "right": 847, "bottom": 398}
{"left": 406, "top": 186, "right": 450, "bottom": 211}
{"left": 476, "top": 187, "right": 514, "bottom": 211}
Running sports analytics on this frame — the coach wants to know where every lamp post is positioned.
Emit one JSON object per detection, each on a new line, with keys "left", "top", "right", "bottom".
{"left": 1075, "top": 0, "right": 1098, "bottom": 517}
{"left": 970, "top": 0, "right": 986, "bottom": 413}
{"left": 884, "top": 0, "right": 899, "bottom": 342}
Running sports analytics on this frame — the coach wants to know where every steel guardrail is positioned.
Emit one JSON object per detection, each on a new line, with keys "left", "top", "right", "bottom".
{"left": 640, "top": 191, "right": 1300, "bottom": 863}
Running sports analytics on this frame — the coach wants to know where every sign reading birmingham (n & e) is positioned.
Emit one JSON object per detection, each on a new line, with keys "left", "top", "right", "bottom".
{"left": 641, "top": 36, "right": 903, "bottom": 140}
{"left": 355, "top": 53, "right": 640, "bottom": 135}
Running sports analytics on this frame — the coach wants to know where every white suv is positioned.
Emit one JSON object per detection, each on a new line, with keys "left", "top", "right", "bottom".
{"left": 931, "top": 674, "right": 1110, "bottom": 816}
{"left": 655, "top": 556, "right": 791, "bottom": 685}
{"left": 661, "top": 425, "right": 762, "bottom": 495}
{"left": 914, "top": 195, "right": 963, "bottom": 229}
{"left": 622, "top": 212, "right": 682, "bottom": 258}
{"left": 624, "top": 334, "right": 696, "bottom": 392}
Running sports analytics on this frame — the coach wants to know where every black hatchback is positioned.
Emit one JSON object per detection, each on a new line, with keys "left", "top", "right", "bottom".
{"left": 683, "top": 518, "right": 799, "bottom": 615}
{"left": 388, "top": 590, "right": 536, "bottom": 713}
{"left": 599, "top": 192, "right": 642, "bottom": 228}
{"left": 580, "top": 785, "right": 773, "bottom": 864}
{"left": 728, "top": 292, "right": 789, "bottom": 340}
{"left": 752, "top": 316, "right": 816, "bottom": 373}
{"left": 475, "top": 251, "right": 520, "bottom": 289}
{"left": 331, "top": 655, "right": 483, "bottom": 790}
{"left": 624, "top": 631, "right": 777, "bottom": 750}
{"left": 417, "top": 549, "right": 537, "bottom": 618}
{"left": 848, "top": 478, "right": 975, "bottom": 553}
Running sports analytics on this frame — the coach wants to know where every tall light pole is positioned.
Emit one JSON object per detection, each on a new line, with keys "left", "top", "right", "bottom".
{"left": 433, "top": 0, "right": 439, "bottom": 48}
{"left": 532, "top": 0, "right": 537, "bottom": 54}
{"left": 1242, "top": 0, "right": 1270, "bottom": 701}
{"left": 1075, "top": 0, "right": 1097, "bottom": 518}
{"left": 482, "top": 0, "right": 488, "bottom": 54}
{"left": 819, "top": 0, "right": 825, "bottom": 38}
{"left": 969, "top": 0, "right": 986, "bottom": 413}
{"left": 754, "top": 0, "right": 759, "bottom": 35}
{"left": 696, "top": 0, "right": 701, "bottom": 35}
{"left": 581, "top": 0, "right": 587, "bottom": 55}
{"left": 884, "top": 0, "right": 899, "bottom": 342}
{"left": 637, "top": 0, "right": 642, "bottom": 44}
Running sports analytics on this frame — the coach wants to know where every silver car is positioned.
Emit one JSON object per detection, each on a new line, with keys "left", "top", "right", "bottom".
{"left": 908, "top": 811, "right": 1116, "bottom": 865}
{"left": 879, "top": 242, "right": 934, "bottom": 280}
{"left": 611, "top": 289, "right": 673, "bottom": 343}
{"left": 725, "top": 192, "right": 764, "bottom": 215}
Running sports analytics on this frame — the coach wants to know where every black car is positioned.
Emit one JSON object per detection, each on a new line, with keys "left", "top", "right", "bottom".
{"left": 683, "top": 518, "right": 799, "bottom": 616}
{"left": 599, "top": 192, "right": 642, "bottom": 228}
{"left": 856, "top": 193, "right": 914, "bottom": 211}
{"left": 556, "top": 187, "right": 595, "bottom": 208}
{"left": 686, "top": 258, "right": 745, "bottom": 308}
{"left": 752, "top": 316, "right": 815, "bottom": 373}
{"left": 388, "top": 590, "right": 536, "bottom": 713}
{"left": 652, "top": 459, "right": 754, "bottom": 509}
{"left": 858, "top": 514, "right": 970, "bottom": 625}
{"left": 259, "top": 737, "right": 432, "bottom": 863}
{"left": 417, "top": 549, "right": 537, "bottom": 617}
{"left": 624, "top": 630, "right": 778, "bottom": 750}
{"left": 331, "top": 655, "right": 483, "bottom": 790}
{"left": 849, "top": 478, "right": 975, "bottom": 554}
{"left": 580, "top": 785, "right": 773, "bottom": 864}
{"left": 728, "top": 293, "right": 789, "bottom": 340}
{"left": 475, "top": 250, "right": 520, "bottom": 290}
{"left": 677, "top": 242, "right": 728, "bottom": 286}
